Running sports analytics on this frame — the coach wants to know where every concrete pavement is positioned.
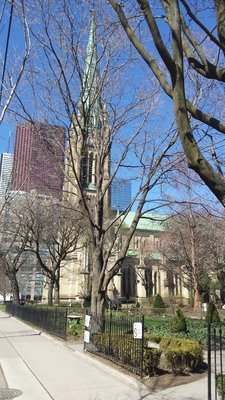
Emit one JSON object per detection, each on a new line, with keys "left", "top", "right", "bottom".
{"left": 0, "top": 310, "right": 208, "bottom": 400}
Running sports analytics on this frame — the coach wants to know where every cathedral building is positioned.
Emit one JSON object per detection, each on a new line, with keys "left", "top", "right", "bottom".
{"left": 52, "top": 14, "right": 191, "bottom": 307}
{"left": 59, "top": 12, "right": 111, "bottom": 303}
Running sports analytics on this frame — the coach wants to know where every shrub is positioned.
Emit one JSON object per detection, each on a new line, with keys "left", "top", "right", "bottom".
{"left": 205, "top": 302, "right": 220, "bottom": 324}
{"left": 67, "top": 320, "right": 79, "bottom": 337}
{"left": 216, "top": 374, "right": 225, "bottom": 399}
{"left": 153, "top": 294, "right": 166, "bottom": 315}
{"left": 143, "top": 348, "right": 162, "bottom": 375}
{"left": 145, "top": 335, "right": 203, "bottom": 374}
{"left": 160, "top": 337, "right": 203, "bottom": 374}
{"left": 170, "top": 308, "right": 187, "bottom": 333}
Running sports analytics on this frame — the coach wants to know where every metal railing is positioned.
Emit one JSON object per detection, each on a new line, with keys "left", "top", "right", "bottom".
{"left": 208, "top": 322, "right": 225, "bottom": 400}
{"left": 85, "top": 312, "right": 144, "bottom": 376}
{"left": 6, "top": 303, "right": 67, "bottom": 339}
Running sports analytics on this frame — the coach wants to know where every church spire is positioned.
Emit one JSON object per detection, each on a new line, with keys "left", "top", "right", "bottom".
{"left": 82, "top": 11, "right": 102, "bottom": 131}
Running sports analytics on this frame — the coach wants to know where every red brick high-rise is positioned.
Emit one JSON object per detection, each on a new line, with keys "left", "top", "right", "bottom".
{"left": 11, "top": 122, "right": 66, "bottom": 198}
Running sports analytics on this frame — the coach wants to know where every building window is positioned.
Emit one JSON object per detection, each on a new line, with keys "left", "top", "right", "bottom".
{"left": 81, "top": 152, "right": 88, "bottom": 185}
{"left": 121, "top": 265, "right": 136, "bottom": 299}
{"left": 81, "top": 151, "right": 96, "bottom": 186}
{"left": 154, "top": 271, "right": 157, "bottom": 295}
{"left": 145, "top": 267, "right": 153, "bottom": 298}
{"left": 88, "top": 152, "right": 93, "bottom": 183}
{"left": 153, "top": 271, "right": 161, "bottom": 295}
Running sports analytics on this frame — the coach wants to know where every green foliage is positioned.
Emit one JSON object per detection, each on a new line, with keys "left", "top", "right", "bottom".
{"left": 153, "top": 294, "right": 166, "bottom": 314}
{"left": 67, "top": 320, "right": 79, "bottom": 337}
{"left": 159, "top": 336, "right": 203, "bottom": 374}
{"left": 153, "top": 294, "right": 166, "bottom": 308}
{"left": 143, "top": 348, "right": 162, "bottom": 375}
{"left": 67, "top": 319, "right": 84, "bottom": 338}
{"left": 170, "top": 308, "right": 187, "bottom": 333}
{"left": 216, "top": 374, "right": 225, "bottom": 399}
{"left": 165, "top": 342, "right": 203, "bottom": 374}
{"left": 205, "top": 302, "right": 220, "bottom": 324}
{"left": 145, "top": 315, "right": 225, "bottom": 345}
{"left": 92, "top": 333, "right": 161, "bottom": 375}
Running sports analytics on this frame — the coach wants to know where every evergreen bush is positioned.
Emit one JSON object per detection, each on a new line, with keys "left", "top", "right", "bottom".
{"left": 153, "top": 294, "right": 166, "bottom": 314}
{"left": 170, "top": 308, "right": 187, "bottom": 333}
{"left": 205, "top": 301, "right": 220, "bottom": 324}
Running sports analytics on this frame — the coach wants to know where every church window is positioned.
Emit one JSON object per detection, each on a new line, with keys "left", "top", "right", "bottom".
{"left": 121, "top": 265, "right": 136, "bottom": 299}
{"left": 88, "top": 152, "right": 93, "bottom": 183}
{"left": 145, "top": 267, "right": 153, "bottom": 298}
{"left": 81, "top": 152, "right": 88, "bottom": 185}
{"left": 81, "top": 151, "right": 96, "bottom": 186}
{"left": 135, "top": 238, "right": 139, "bottom": 249}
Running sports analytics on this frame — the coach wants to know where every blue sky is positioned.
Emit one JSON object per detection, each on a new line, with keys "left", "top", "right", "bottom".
{"left": 0, "top": 1, "right": 224, "bottom": 215}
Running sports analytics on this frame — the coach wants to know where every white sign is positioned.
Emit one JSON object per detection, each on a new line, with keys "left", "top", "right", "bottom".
{"left": 84, "top": 330, "right": 90, "bottom": 343}
{"left": 85, "top": 315, "right": 91, "bottom": 328}
{"left": 133, "top": 322, "right": 143, "bottom": 339}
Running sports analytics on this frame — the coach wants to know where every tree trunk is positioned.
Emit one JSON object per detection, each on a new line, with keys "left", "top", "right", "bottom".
{"left": 10, "top": 273, "right": 20, "bottom": 304}
{"left": 54, "top": 278, "right": 60, "bottom": 305}
{"left": 48, "top": 279, "right": 54, "bottom": 307}
{"left": 189, "top": 211, "right": 201, "bottom": 311}
{"left": 193, "top": 282, "right": 201, "bottom": 312}
{"left": 90, "top": 248, "right": 107, "bottom": 331}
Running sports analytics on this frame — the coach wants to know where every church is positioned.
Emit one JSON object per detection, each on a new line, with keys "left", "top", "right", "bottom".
{"left": 56, "top": 13, "right": 191, "bottom": 308}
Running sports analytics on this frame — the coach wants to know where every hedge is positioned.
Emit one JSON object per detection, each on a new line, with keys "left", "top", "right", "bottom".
{"left": 145, "top": 335, "right": 204, "bottom": 374}
{"left": 92, "top": 333, "right": 161, "bottom": 375}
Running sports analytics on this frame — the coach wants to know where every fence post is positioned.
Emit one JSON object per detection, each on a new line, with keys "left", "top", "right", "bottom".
{"left": 64, "top": 308, "right": 68, "bottom": 340}
{"left": 208, "top": 322, "right": 212, "bottom": 400}
{"left": 219, "top": 325, "right": 224, "bottom": 400}
{"left": 108, "top": 309, "right": 112, "bottom": 355}
{"left": 141, "top": 314, "right": 144, "bottom": 377}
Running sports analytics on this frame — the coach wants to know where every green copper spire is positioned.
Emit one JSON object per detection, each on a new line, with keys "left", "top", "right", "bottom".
{"left": 82, "top": 11, "right": 102, "bottom": 131}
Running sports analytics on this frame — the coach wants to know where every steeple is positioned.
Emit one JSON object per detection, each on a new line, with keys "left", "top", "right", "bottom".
{"left": 82, "top": 11, "right": 102, "bottom": 131}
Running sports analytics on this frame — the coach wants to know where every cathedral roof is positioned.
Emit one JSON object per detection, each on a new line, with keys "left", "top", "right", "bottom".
{"left": 82, "top": 11, "right": 102, "bottom": 131}
{"left": 122, "top": 211, "right": 168, "bottom": 232}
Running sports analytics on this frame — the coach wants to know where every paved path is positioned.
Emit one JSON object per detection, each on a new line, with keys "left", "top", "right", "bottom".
{"left": 0, "top": 311, "right": 208, "bottom": 400}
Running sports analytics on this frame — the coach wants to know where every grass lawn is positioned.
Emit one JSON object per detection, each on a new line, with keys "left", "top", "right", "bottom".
{"left": 144, "top": 315, "right": 225, "bottom": 346}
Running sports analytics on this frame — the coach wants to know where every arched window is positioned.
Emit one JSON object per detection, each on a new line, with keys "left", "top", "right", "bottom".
{"left": 145, "top": 267, "right": 153, "bottom": 298}
{"left": 154, "top": 272, "right": 157, "bottom": 295}
{"left": 121, "top": 265, "right": 136, "bottom": 299}
{"left": 175, "top": 273, "right": 181, "bottom": 296}
{"left": 81, "top": 152, "right": 88, "bottom": 185}
{"left": 81, "top": 151, "right": 96, "bottom": 186}
{"left": 158, "top": 272, "right": 161, "bottom": 294}
{"left": 88, "top": 152, "right": 93, "bottom": 183}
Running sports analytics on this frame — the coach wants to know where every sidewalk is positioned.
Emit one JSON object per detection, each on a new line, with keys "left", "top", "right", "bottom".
{"left": 0, "top": 311, "right": 207, "bottom": 400}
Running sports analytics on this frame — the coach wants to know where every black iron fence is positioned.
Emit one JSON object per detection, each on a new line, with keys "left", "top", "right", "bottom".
{"left": 208, "top": 322, "right": 225, "bottom": 400}
{"left": 84, "top": 312, "right": 144, "bottom": 376}
{"left": 6, "top": 303, "right": 67, "bottom": 339}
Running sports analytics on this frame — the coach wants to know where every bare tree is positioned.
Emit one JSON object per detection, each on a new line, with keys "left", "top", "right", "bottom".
{"left": 12, "top": 194, "right": 86, "bottom": 306}
{"left": 0, "top": 261, "right": 11, "bottom": 302}
{"left": 0, "top": 203, "right": 30, "bottom": 303}
{"left": 109, "top": 0, "right": 225, "bottom": 207}
{"left": 0, "top": 0, "right": 31, "bottom": 125}
{"left": 27, "top": 1, "right": 184, "bottom": 318}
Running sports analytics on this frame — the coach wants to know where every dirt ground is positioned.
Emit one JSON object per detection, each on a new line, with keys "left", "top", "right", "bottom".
{"left": 142, "top": 370, "right": 207, "bottom": 392}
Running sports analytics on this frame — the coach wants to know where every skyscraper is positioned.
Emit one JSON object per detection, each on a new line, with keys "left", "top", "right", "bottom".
{"left": 11, "top": 122, "right": 66, "bottom": 198}
{"left": 111, "top": 178, "right": 132, "bottom": 212}
{"left": 0, "top": 153, "right": 13, "bottom": 199}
